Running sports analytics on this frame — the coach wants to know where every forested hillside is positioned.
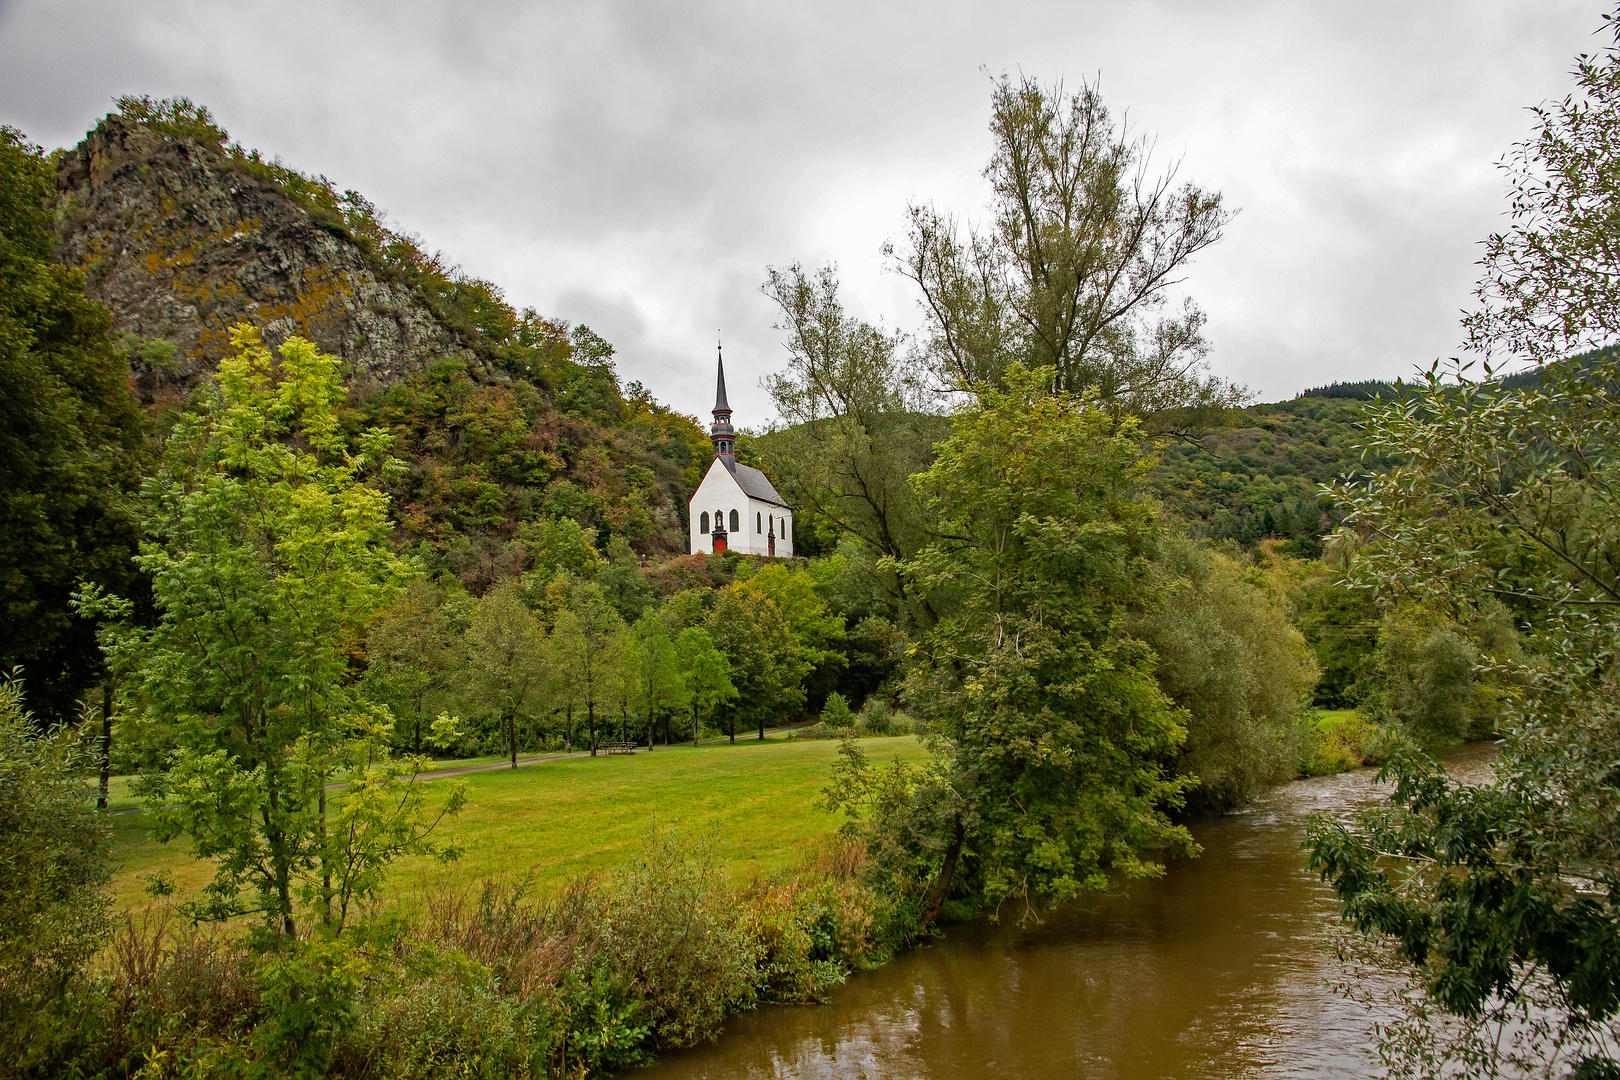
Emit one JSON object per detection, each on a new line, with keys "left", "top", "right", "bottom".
{"left": 50, "top": 98, "right": 712, "bottom": 568}
{"left": 1150, "top": 396, "right": 1390, "bottom": 555}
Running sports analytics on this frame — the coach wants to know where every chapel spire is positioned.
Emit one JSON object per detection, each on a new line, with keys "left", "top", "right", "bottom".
{"left": 710, "top": 340, "right": 735, "bottom": 465}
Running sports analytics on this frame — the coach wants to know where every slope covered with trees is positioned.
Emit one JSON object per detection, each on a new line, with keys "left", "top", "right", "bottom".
{"left": 51, "top": 97, "right": 713, "bottom": 566}
{"left": 1149, "top": 396, "right": 1380, "bottom": 555}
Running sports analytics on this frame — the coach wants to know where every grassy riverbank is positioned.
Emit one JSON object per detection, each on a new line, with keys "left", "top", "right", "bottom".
{"left": 108, "top": 734, "right": 929, "bottom": 914}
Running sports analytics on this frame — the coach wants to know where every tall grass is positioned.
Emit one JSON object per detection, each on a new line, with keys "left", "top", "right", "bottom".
{"left": 52, "top": 829, "right": 920, "bottom": 1079}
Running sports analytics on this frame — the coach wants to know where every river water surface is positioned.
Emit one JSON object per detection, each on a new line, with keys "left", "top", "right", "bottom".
{"left": 641, "top": 742, "right": 1498, "bottom": 1080}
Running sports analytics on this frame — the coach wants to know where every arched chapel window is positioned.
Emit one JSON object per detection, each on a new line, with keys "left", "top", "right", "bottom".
{"left": 757, "top": 512, "right": 762, "bottom": 533}
{"left": 700, "top": 512, "right": 709, "bottom": 533}
{"left": 729, "top": 509, "right": 740, "bottom": 532}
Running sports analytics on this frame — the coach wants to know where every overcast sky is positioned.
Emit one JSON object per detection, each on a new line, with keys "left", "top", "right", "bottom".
{"left": 0, "top": 0, "right": 1602, "bottom": 423}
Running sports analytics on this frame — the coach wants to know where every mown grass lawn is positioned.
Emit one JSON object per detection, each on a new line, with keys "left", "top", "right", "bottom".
{"left": 107, "top": 734, "right": 928, "bottom": 915}
{"left": 1314, "top": 708, "right": 1364, "bottom": 731}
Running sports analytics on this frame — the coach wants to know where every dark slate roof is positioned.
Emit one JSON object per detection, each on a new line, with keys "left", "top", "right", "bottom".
{"left": 726, "top": 460, "right": 787, "bottom": 506}
{"left": 714, "top": 351, "right": 730, "bottom": 412}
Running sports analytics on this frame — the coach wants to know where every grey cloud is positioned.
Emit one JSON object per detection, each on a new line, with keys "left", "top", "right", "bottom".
{"left": 0, "top": 0, "right": 1605, "bottom": 417}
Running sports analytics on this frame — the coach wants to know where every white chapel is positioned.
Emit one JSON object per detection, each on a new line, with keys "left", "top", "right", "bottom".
{"left": 689, "top": 348, "right": 793, "bottom": 557}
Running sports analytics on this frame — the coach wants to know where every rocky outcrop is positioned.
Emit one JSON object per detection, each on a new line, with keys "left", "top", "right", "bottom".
{"left": 52, "top": 116, "right": 477, "bottom": 400}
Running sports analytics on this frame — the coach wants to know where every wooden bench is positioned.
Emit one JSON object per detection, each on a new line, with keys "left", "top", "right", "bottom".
{"left": 599, "top": 740, "right": 638, "bottom": 755}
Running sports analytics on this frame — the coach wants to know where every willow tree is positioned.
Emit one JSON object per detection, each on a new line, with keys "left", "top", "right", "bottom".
{"left": 81, "top": 326, "right": 463, "bottom": 938}
{"left": 1307, "top": 19, "right": 1620, "bottom": 1075}
{"left": 894, "top": 74, "right": 1240, "bottom": 426}
{"left": 761, "top": 264, "right": 946, "bottom": 606}
{"left": 833, "top": 367, "right": 1194, "bottom": 921}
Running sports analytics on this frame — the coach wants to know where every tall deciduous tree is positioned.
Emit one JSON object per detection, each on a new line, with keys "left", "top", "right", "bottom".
{"left": 0, "top": 127, "right": 145, "bottom": 719}
{"left": 736, "top": 561, "right": 846, "bottom": 679}
{"left": 674, "top": 626, "right": 736, "bottom": 747}
{"left": 834, "top": 366, "right": 1194, "bottom": 921}
{"left": 366, "top": 577, "right": 455, "bottom": 754}
{"left": 893, "top": 75, "right": 1240, "bottom": 426}
{"left": 631, "top": 611, "right": 680, "bottom": 747}
{"left": 464, "top": 581, "right": 546, "bottom": 767}
{"left": 551, "top": 583, "right": 625, "bottom": 755}
{"left": 82, "top": 326, "right": 462, "bottom": 938}
{"left": 761, "top": 264, "right": 946, "bottom": 608}
{"left": 708, "top": 587, "right": 807, "bottom": 741}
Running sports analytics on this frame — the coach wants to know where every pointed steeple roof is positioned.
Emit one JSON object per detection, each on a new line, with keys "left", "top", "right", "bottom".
{"left": 714, "top": 342, "right": 731, "bottom": 413}
{"left": 709, "top": 340, "right": 736, "bottom": 465}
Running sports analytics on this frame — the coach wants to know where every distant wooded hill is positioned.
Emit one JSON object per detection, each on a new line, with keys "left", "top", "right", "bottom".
{"left": 1155, "top": 353, "right": 1614, "bottom": 554}
{"left": 1150, "top": 396, "right": 1384, "bottom": 556}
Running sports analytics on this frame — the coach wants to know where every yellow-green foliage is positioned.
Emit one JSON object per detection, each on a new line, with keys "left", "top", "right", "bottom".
{"left": 1135, "top": 539, "right": 1321, "bottom": 811}
{"left": 1305, "top": 709, "right": 1372, "bottom": 775}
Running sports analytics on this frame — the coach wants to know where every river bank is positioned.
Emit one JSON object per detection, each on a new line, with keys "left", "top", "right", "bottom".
{"left": 637, "top": 741, "right": 1499, "bottom": 1080}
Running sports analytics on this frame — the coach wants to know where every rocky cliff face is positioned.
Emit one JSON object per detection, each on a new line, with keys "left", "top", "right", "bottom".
{"left": 52, "top": 116, "right": 477, "bottom": 400}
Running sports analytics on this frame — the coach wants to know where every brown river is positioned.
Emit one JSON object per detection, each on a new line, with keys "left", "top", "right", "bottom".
{"left": 641, "top": 741, "right": 1498, "bottom": 1080}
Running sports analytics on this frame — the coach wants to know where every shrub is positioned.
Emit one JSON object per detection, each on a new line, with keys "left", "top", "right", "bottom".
{"left": 857, "top": 697, "right": 892, "bottom": 735}
{"left": 1133, "top": 540, "right": 1320, "bottom": 812}
{"left": 1372, "top": 607, "right": 1478, "bottom": 746}
{"left": 342, "top": 976, "right": 552, "bottom": 1080}
{"left": 591, "top": 829, "right": 758, "bottom": 1049}
{"left": 252, "top": 937, "right": 369, "bottom": 1076}
{"left": 86, "top": 909, "right": 260, "bottom": 1077}
{"left": 0, "top": 673, "right": 113, "bottom": 1074}
{"left": 1303, "top": 711, "right": 1370, "bottom": 776}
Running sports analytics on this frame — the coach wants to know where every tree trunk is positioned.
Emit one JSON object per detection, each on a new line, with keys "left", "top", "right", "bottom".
{"left": 565, "top": 704, "right": 574, "bottom": 753}
{"left": 319, "top": 783, "right": 332, "bottom": 926}
{"left": 413, "top": 685, "right": 426, "bottom": 755}
{"left": 923, "top": 817, "right": 966, "bottom": 924}
{"left": 728, "top": 712, "right": 735, "bottom": 744}
{"left": 97, "top": 681, "right": 112, "bottom": 810}
{"left": 588, "top": 703, "right": 597, "bottom": 756}
{"left": 693, "top": 704, "right": 700, "bottom": 747}
{"left": 758, "top": 714, "right": 765, "bottom": 741}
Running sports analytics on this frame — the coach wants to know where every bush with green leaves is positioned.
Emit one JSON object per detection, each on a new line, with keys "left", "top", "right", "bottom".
{"left": 1133, "top": 538, "right": 1319, "bottom": 811}
{"left": 856, "top": 696, "right": 892, "bottom": 735}
{"left": 0, "top": 673, "right": 112, "bottom": 1074}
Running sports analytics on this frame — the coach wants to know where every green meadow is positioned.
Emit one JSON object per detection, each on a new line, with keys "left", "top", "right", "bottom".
{"left": 107, "top": 734, "right": 929, "bottom": 914}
